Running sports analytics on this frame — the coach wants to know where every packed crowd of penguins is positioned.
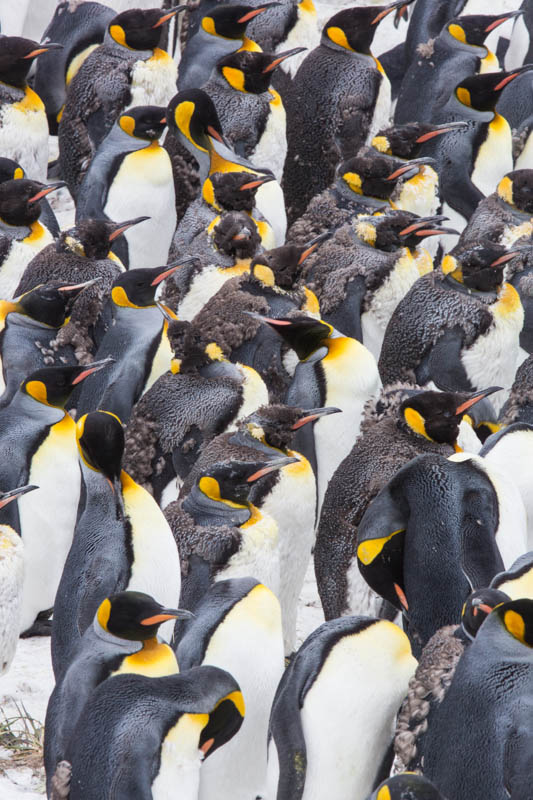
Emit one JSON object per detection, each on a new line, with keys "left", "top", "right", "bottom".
{"left": 3, "top": 0, "right": 533, "bottom": 798}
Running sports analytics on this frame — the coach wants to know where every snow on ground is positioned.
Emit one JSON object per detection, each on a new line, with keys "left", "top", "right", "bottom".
{"left": 0, "top": 563, "right": 323, "bottom": 798}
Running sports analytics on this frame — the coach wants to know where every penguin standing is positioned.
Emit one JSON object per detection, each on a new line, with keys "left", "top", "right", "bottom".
{"left": 0, "top": 37, "right": 62, "bottom": 180}
{"left": 266, "top": 617, "right": 417, "bottom": 800}
{"left": 76, "top": 261, "right": 195, "bottom": 423}
{"left": 283, "top": 1, "right": 415, "bottom": 223}
{"left": 0, "top": 485, "right": 37, "bottom": 674}
{"left": 0, "top": 156, "right": 60, "bottom": 237}
{"left": 45, "top": 590, "right": 191, "bottom": 793}
{"left": 64, "top": 666, "right": 244, "bottom": 800}
{"left": 0, "top": 179, "right": 64, "bottom": 299}
{"left": 52, "top": 411, "right": 182, "bottom": 676}
{"left": 0, "top": 361, "right": 110, "bottom": 634}
{"left": 177, "top": 578, "right": 284, "bottom": 800}
{"left": 76, "top": 106, "right": 176, "bottom": 269}
{"left": 58, "top": 7, "right": 182, "bottom": 196}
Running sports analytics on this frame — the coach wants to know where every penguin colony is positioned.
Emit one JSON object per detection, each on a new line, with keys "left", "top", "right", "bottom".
{"left": 4, "top": 1, "right": 533, "bottom": 799}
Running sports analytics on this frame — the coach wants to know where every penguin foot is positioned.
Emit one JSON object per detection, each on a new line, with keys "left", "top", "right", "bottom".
{"left": 20, "top": 610, "right": 53, "bottom": 638}
{"left": 50, "top": 760, "right": 72, "bottom": 800}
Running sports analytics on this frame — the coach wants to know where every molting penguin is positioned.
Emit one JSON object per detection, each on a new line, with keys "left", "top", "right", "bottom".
{"left": 0, "top": 37, "right": 63, "bottom": 180}
{"left": 0, "top": 485, "right": 37, "bottom": 674}
{"left": 63, "top": 666, "right": 244, "bottom": 800}
{"left": 356, "top": 451, "right": 525, "bottom": 656}
{"left": 0, "top": 179, "right": 64, "bottom": 299}
{"left": 76, "top": 260, "right": 195, "bottom": 423}
{"left": 0, "top": 360, "right": 111, "bottom": 635}
{"left": 75, "top": 106, "right": 175, "bottom": 269}
{"left": 45, "top": 590, "right": 191, "bottom": 794}
{"left": 58, "top": 7, "right": 182, "bottom": 197}
{"left": 176, "top": 578, "right": 284, "bottom": 800}
{"left": 34, "top": 1, "right": 116, "bottom": 135}
{"left": 52, "top": 411, "right": 182, "bottom": 677}
{"left": 314, "top": 385, "right": 501, "bottom": 622}
{"left": 378, "top": 242, "right": 524, "bottom": 414}
{"left": 283, "top": 0, "right": 416, "bottom": 223}
{"left": 266, "top": 616, "right": 417, "bottom": 800}
{"left": 123, "top": 317, "right": 269, "bottom": 503}
{"left": 422, "top": 599, "right": 533, "bottom": 800}
{"left": 165, "top": 455, "right": 296, "bottom": 608}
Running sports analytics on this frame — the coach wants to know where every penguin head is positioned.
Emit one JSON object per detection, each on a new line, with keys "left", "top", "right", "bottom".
{"left": 61, "top": 216, "right": 150, "bottom": 260}
{"left": 442, "top": 241, "right": 517, "bottom": 292}
{"left": 242, "top": 404, "right": 340, "bottom": 450}
{"left": 216, "top": 48, "right": 305, "bottom": 93}
{"left": 0, "top": 484, "right": 37, "bottom": 512}
{"left": 0, "top": 179, "right": 65, "bottom": 227}
{"left": 493, "top": 598, "right": 533, "bottom": 648}
{"left": 167, "top": 89, "right": 226, "bottom": 154}
{"left": 117, "top": 105, "right": 167, "bottom": 141}
{"left": 165, "top": 319, "right": 223, "bottom": 372}
{"left": 251, "top": 232, "right": 330, "bottom": 288}
{"left": 254, "top": 314, "right": 333, "bottom": 359}
{"left": 210, "top": 171, "right": 274, "bottom": 212}
{"left": 21, "top": 360, "right": 113, "bottom": 408}
{"left": 201, "top": 4, "right": 277, "bottom": 41}
{"left": 355, "top": 211, "right": 458, "bottom": 251}
{"left": 454, "top": 67, "right": 532, "bottom": 111}
{"left": 198, "top": 455, "right": 297, "bottom": 505}
{"left": 339, "top": 148, "right": 432, "bottom": 201}
{"left": 76, "top": 411, "right": 124, "bottom": 487}
{"left": 372, "top": 120, "right": 468, "bottom": 160}
{"left": 0, "top": 157, "right": 24, "bottom": 184}
{"left": 111, "top": 259, "right": 196, "bottom": 308}
{"left": 0, "top": 36, "right": 63, "bottom": 87}
{"left": 370, "top": 773, "right": 446, "bottom": 800}
{"left": 446, "top": 11, "right": 523, "bottom": 48}
{"left": 108, "top": 7, "right": 186, "bottom": 51}
{"left": 461, "top": 587, "right": 510, "bottom": 640}
{"left": 96, "top": 590, "right": 192, "bottom": 641}
{"left": 212, "top": 211, "right": 261, "bottom": 259}
{"left": 323, "top": 1, "right": 414, "bottom": 54}
{"left": 497, "top": 170, "right": 533, "bottom": 214}
{"left": 13, "top": 280, "right": 96, "bottom": 328}
{"left": 400, "top": 387, "right": 502, "bottom": 446}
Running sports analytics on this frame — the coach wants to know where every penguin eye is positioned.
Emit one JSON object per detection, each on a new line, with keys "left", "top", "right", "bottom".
{"left": 443, "top": 411, "right": 452, "bottom": 419}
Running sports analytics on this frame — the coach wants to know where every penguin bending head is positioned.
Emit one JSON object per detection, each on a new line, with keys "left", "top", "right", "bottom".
{"left": 0, "top": 37, "right": 63, "bottom": 89}
{"left": 5, "top": 281, "right": 93, "bottom": 330}
{"left": 0, "top": 180, "right": 65, "bottom": 227}
{"left": 497, "top": 169, "right": 533, "bottom": 214}
{"left": 461, "top": 586, "right": 511, "bottom": 641}
{"left": 215, "top": 48, "right": 306, "bottom": 95}
{"left": 114, "top": 104, "right": 167, "bottom": 143}
{"left": 106, "top": 7, "right": 185, "bottom": 52}
{"left": 95, "top": 590, "right": 192, "bottom": 641}
{"left": 58, "top": 217, "right": 149, "bottom": 261}
{"left": 211, "top": 171, "right": 274, "bottom": 213}
{"left": 322, "top": 1, "right": 416, "bottom": 55}
{"left": 21, "top": 359, "right": 113, "bottom": 408}
{"left": 372, "top": 121, "right": 468, "bottom": 160}
{"left": 442, "top": 240, "right": 520, "bottom": 293}
{"left": 167, "top": 89, "right": 227, "bottom": 180}
{"left": 76, "top": 409, "right": 124, "bottom": 494}
{"left": 212, "top": 212, "right": 262, "bottom": 259}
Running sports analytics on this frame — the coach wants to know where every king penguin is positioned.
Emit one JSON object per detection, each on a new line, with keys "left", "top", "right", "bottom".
{"left": 75, "top": 105, "right": 176, "bottom": 269}
{"left": 52, "top": 410, "right": 182, "bottom": 677}
{"left": 366, "top": 774, "right": 447, "bottom": 800}
{"left": 266, "top": 617, "right": 417, "bottom": 800}
{"left": 0, "top": 156, "right": 60, "bottom": 237}
{"left": 0, "top": 360, "right": 111, "bottom": 635}
{"left": 177, "top": 577, "right": 284, "bottom": 800}
{"left": 0, "top": 36, "right": 63, "bottom": 180}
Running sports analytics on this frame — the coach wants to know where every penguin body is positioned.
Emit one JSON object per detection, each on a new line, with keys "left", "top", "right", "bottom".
{"left": 314, "top": 385, "right": 498, "bottom": 622}
{"left": 33, "top": 1, "right": 116, "bottom": 134}
{"left": 177, "top": 578, "right": 284, "bottom": 800}
{"left": 491, "top": 550, "right": 533, "bottom": 600}
{"left": 458, "top": 169, "right": 533, "bottom": 247}
{"left": 422, "top": 599, "right": 533, "bottom": 800}
{"left": 266, "top": 617, "right": 417, "bottom": 800}
{"left": 64, "top": 666, "right": 244, "bottom": 800}
{"left": 499, "top": 348, "right": 533, "bottom": 425}
{"left": 76, "top": 106, "right": 176, "bottom": 269}
{"left": 58, "top": 8, "right": 179, "bottom": 196}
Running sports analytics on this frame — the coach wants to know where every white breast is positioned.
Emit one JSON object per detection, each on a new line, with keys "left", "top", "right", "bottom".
{"left": 471, "top": 115, "right": 513, "bottom": 198}
{"left": 0, "top": 97, "right": 48, "bottom": 181}
{"left": 0, "top": 526, "right": 24, "bottom": 673}
{"left": 152, "top": 713, "right": 205, "bottom": 800}
{"left": 141, "top": 330, "right": 172, "bottom": 398}
{"left": 216, "top": 513, "right": 280, "bottom": 597}
{"left": 277, "top": 5, "right": 319, "bottom": 77}
{"left": 254, "top": 179, "right": 287, "bottom": 247}
{"left": 395, "top": 166, "right": 440, "bottom": 218}
{"left": 0, "top": 224, "right": 54, "bottom": 299}
{"left": 367, "top": 71, "right": 392, "bottom": 144}
{"left": 230, "top": 365, "right": 269, "bottom": 425}
{"left": 18, "top": 416, "right": 80, "bottom": 633}
{"left": 177, "top": 265, "right": 247, "bottom": 321}
{"left": 129, "top": 50, "right": 178, "bottom": 110}
{"left": 251, "top": 92, "right": 287, "bottom": 183}
{"left": 505, "top": 12, "right": 530, "bottom": 70}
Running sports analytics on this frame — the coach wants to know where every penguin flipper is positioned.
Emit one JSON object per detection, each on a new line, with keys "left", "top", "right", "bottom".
{"left": 503, "top": 703, "right": 533, "bottom": 798}
{"left": 322, "top": 275, "right": 366, "bottom": 342}
{"left": 268, "top": 660, "right": 307, "bottom": 800}
{"left": 416, "top": 325, "right": 472, "bottom": 391}
{"left": 439, "top": 158, "right": 485, "bottom": 223}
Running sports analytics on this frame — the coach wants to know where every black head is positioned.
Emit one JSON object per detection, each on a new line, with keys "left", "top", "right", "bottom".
{"left": 117, "top": 105, "right": 167, "bottom": 141}
{"left": 372, "top": 121, "right": 467, "bottom": 159}
{"left": 96, "top": 590, "right": 191, "bottom": 640}
{"left": 108, "top": 7, "right": 185, "bottom": 51}
{"left": 498, "top": 169, "right": 533, "bottom": 213}
{"left": 442, "top": 240, "right": 515, "bottom": 292}
{"left": 355, "top": 211, "right": 457, "bottom": 251}
{"left": 461, "top": 587, "right": 510, "bottom": 640}
{"left": 14, "top": 281, "right": 93, "bottom": 328}
{"left": 0, "top": 37, "right": 62, "bottom": 87}
{"left": 0, "top": 179, "right": 65, "bottom": 226}
{"left": 21, "top": 359, "right": 112, "bottom": 408}
{"left": 493, "top": 598, "right": 533, "bottom": 648}
{"left": 166, "top": 319, "right": 221, "bottom": 371}
{"left": 400, "top": 387, "right": 501, "bottom": 446}
{"left": 251, "top": 232, "right": 328, "bottom": 288}
{"left": 210, "top": 171, "right": 272, "bottom": 212}
{"left": 202, "top": 4, "right": 277, "bottom": 40}
{"left": 76, "top": 411, "right": 124, "bottom": 483}
{"left": 447, "top": 12, "right": 522, "bottom": 48}
{"left": 257, "top": 314, "right": 332, "bottom": 360}
{"left": 323, "top": 1, "right": 414, "bottom": 54}
{"left": 64, "top": 216, "right": 149, "bottom": 259}
{"left": 339, "top": 148, "right": 431, "bottom": 200}
{"left": 243, "top": 404, "right": 339, "bottom": 449}
{"left": 371, "top": 773, "right": 446, "bottom": 800}
{"left": 455, "top": 68, "right": 531, "bottom": 111}
{"left": 0, "top": 157, "right": 24, "bottom": 184}
{"left": 198, "top": 455, "right": 295, "bottom": 505}
{"left": 217, "top": 48, "right": 304, "bottom": 94}
{"left": 111, "top": 260, "right": 194, "bottom": 308}
{"left": 167, "top": 89, "right": 225, "bottom": 153}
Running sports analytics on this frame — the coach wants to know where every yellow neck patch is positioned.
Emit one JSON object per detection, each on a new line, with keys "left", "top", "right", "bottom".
{"left": 117, "top": 638, "right": 179, "bottom": 677}
{"left": 358, "top": 529, "right": 403, "bottom": 566}
{"left": 66, "top": 43, "right": 99, "bottom": 85}
{"left": 240, "top": 36, "right": 261, "bottom": 52}
{"left": 198, "top": 476, "right": 246, "bottom": 509}
{"left": 376, "top": 786, "right": 392, "bottom": 800}
{"left": 97, "top": 597, "right": 112, "bottom": 631}
{"left": 498, "top": 175, "right": 513, "bottom": 205}
{"left": 298, "top": 0, "right": 316, "bottom": 13}
{"left": 13, "top": 85, "right": 45, "bottom": 113}
{"left": 371, "top": 135, "right": 390, "bottom": 154}
{"left": 201, "top": 16, "right": 217, "bottom": 35}
{"left": 448, "top": 23, "right": 466, "bottom": 42}
{"left": 240, "top": 501, "right": 262, "bottom": 528}
{"left": 170, "top": 357, "right": 181, "bottom": 374}
{"left": 404, "top": 407, "right": 432, "bottom": 441}
{"left": 0, "top": 300, "right": 19, "bottom": 333}
{"left": 326, "top": 26, "right": 354, "bottom": 51}
{"left": 13, "top": 167, "right": 24, "bottom": 180}
{"left": 112, "top": 285, "right": 150, "bottom": 309}
{"left": 222, "top": 66, "right": 246, "bottom": 92}
{"left": 302, "top": 286, "right": 320, "bottom": 314}
{"left": 253, "top": 263, "right": 275, "bottom": 286}
{"left": 109, "top": 24, "right": 132, "bottom": 49}
{"left": 504, "top": 609, "right": 528, "bottom": 645}
{"left": 343, "top": 172, "right": 362, "bottom": 194}
{"left": 494, "top": 282, "right": 522, "bottom": 317}
{"left": 205, "top": 342, "right": 224, "bottom": 361}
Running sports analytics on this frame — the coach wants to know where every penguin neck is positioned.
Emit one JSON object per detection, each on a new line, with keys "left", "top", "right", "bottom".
{"left": 106, "top": 123, "right": 153, "bottom": 156}
{"left": 448, "top": 94, "right": 493, "bottom": 122}
{"left": 10, "top": 389, "right": 66, "bottom": 425}
{"left": 195, "top": 27, "right": 241, "bottom": 61}
{"left": 229, "top": 428, "right": 281, "bottom": 457}
{"left": 182, "top": 483, "right": 252, "bottom": 528}
{"left": 441, "top": 272, "right": 498, "bottom": 302}
{"left": 441, "top": 28, "right": 487, "bottom": 56}
{"left": 117, "top": 636, "right": 179, "bottom": 677}
{"left": 103, "top": 29, "right": 152, "bottom": 61}
{"left": 198, "top": 358, "right": 242, "bottom": 382}
{"left": 321, "top": 37, "right": 375, "bottom": 61}
{"left": 0, "top": 217, "right": 31, "bottom": 239}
